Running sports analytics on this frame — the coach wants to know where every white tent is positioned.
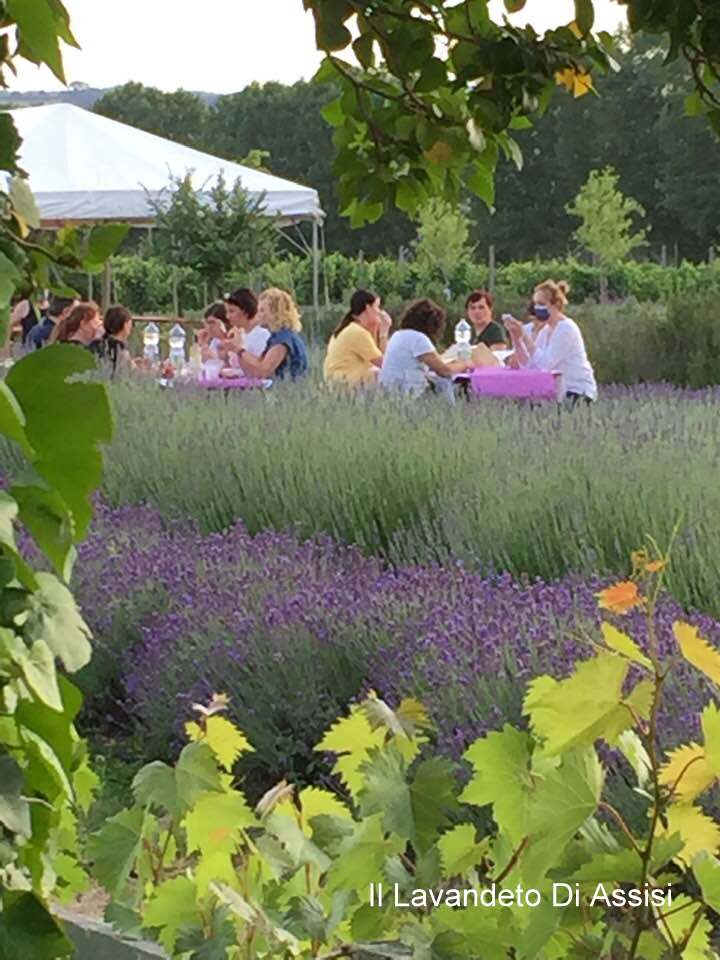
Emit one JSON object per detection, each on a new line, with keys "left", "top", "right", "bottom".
{"left": 9, "top": 103, "right": 323, "bottom": 225}
{"left": 8, "top": 103, "right": 324, "bottom": 311}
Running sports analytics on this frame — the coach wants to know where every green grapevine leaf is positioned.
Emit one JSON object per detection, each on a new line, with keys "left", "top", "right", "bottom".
{"left": 0, "top": 755, "right": 31, "bottom": 838}
{"left": 183, "top": 789, "right": 255, "bottom": 856}
{"left": 132, "top": 761, "right": 180, "bottom": 817}
{"left": 524, "top": 655, "right": 644, "bottom": 755}
{"left": 299, "top": 786, "right": 352, "bottom": 822}
{"left": 185, "top": 714, "right": 252, "bottom": 772}
{"left": 23, "top": 573, "right": 92, "bottom": 673}
{"left": 87, "top": 807, "right": 145, "bottom": 897}
{"left": 266, "top": 800, "right": 331, "bottom": 872}
{"left": 437, "top": 823, "right": 489, "bottom": 877}
{"left": 522, "top": 748, "right": 603, "bottom": 883}
{"left": 316, "top": 705, "right": 386, "bottom": 795}
{"left": 694, "top": 851, "right": 720, "bottom": 912}
{"left": 702, "top": 702, "right": 720, "bottom": 772}
{"left": 461, "top": 726, "right": 532, "bottom": 842}
{"left": 0, "top": 891, "right": 73, "bottom": 960}
{"left": 657, "top": 894, "right": 711, "bottom": 959}
{"left": 326, "top": 813, "right": 404, "bottom": 892}
{"left": 142, "top": 875, "right": 202, "bottom": 954}
{"left": 175, "top": 741, "right": 224, "bottom": 811}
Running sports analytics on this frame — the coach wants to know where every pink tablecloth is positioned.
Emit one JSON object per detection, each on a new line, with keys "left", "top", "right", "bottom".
{"left": 469, "top": 368, "right": 562, "bottom": 401}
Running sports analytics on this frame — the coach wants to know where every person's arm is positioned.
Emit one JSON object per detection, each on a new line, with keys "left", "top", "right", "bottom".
{"left": 421, "top": 352, "right": 472, "bottom": 379}
{"left": 532, "top": 323, "right": 579, "bottom": 371}
{"left": 10, "top": 300, "right": 28, "bottom": 332}
{"left": 236, "top": 344, "right": 288, "bottom": 378}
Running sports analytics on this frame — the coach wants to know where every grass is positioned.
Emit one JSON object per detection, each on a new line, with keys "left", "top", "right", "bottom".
{"left": 28, "top": 376, "right": 715, "bottom": 618}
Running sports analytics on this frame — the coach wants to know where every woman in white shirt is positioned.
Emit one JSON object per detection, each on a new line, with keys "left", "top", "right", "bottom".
{"left": 505, "top": 280, "right": 597, "bottom": 404}
{"left": 379, "top": 298, "right": 473, "bottom": 396}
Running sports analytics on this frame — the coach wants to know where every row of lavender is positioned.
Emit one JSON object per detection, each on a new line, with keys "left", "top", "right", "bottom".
{"left": 70, "top": 502, "right": 716, "bottom": 795}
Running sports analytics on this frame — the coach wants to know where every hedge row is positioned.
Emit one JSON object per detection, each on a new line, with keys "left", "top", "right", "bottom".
{"left": 104, "top": 253, "right": 720, "bottom": 316}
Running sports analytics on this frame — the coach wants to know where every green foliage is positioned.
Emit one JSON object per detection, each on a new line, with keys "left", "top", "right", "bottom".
{"left": 414, "top": 200, "right": 474, "bottom": 290}
{"left": 85, "top": 562, "right": 720, "bottom": 957}
{"left": 94, "top": 82, "right": 210, "bottom": 149}
{"left": 303, "top": 0, "right": 720, "bottom": 225}
{"left": 149, "top": 173, "right": 279, "bottom": 297}
{"left": 0, "top": 348, "right": 111, "bottom": 957}
{"left": 567, "top": 167, "right": 648, "bottom": 297}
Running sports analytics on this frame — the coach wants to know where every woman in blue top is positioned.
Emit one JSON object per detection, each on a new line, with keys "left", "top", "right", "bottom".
{"left": 234, "top": 287, "right": 308, "bottom": 381}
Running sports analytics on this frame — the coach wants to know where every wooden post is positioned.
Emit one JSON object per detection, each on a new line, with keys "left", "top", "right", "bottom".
{"left": 202, "top": 281, "right": 208, "bottom": 307}
{"left": 101, "top": 261, "right": 112, "bottom": 311}
{"left": 171, "top": 266, "right": 179, "bottom": 318}
{"left": 673, "top": 242, "right": 679, "bottom": 268}
{"left": 661, "top": 245, "right": 668, "bottom": 268}
{"left": 87, "top": 272, "right": 93, "bottom": 302}
{"left": 489, "top": 245, "right": 496, "bottom": 293}
{"left": 710, "top": 246, "right": 716, "bottom": 265}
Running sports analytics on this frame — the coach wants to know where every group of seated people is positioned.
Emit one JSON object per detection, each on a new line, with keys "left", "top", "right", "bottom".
{"left": 10, "top": 276, "right": 597, "bottom": 404}
{"left": 11, "top": 295, "right": 134, "bottom": 372}
{"left": 323, "top": 279, "right": 597, "bottom": 404}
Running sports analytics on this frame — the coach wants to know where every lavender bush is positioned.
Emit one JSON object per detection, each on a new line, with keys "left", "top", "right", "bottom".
{"left": 70, "top": 502, "right": 717, "bottom": 799}
{"left": 61, "top": 379, "right": 720, "bottom": 618}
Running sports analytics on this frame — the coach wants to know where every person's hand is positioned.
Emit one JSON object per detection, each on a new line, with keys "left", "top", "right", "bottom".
{"left": 503, "top": 315, "right": 523, "bottom": 339}
{"left": 379, "top": 310, "right": 392, "bottom": 337}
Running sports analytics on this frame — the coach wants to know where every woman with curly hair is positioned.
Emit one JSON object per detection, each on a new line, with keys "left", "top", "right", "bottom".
{"left": 234, "top": 288, "right": 309, "bottom": 381}
{"left": 379, "top": 298, "right": 472, "bottom": 396}
{"left": 51, "top": 301, "right": 103, "bottom": 348}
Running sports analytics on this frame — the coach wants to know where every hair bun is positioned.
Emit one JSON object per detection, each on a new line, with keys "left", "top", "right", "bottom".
{"left": 557, "top": 280, "right": 570, "bottom": 296}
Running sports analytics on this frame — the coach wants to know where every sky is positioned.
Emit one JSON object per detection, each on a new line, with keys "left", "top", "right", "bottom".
{"left": 9, "top": 0, "right": 628, "bottom": 94}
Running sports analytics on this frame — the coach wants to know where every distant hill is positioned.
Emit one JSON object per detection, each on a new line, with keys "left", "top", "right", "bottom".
{"left": 0, "top": 87, "right": 220, "bottom": 110}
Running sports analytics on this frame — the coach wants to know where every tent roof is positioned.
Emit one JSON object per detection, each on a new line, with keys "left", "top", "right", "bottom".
{"left": 8, "top": 103, "right": 323, "bottom": 225}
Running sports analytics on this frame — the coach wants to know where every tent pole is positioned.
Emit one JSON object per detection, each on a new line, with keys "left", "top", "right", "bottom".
{"left": 312, "top": 217, "right": 320, "bottom": 329}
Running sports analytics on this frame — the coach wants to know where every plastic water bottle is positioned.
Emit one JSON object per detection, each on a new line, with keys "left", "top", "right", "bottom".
{"left": 454, "top": 319, "right": 472, "bottom": 361}
{"left": 168, "top": 323, "right": 187, "bottom": 371}
{"left": 143, "top": 322, "right": 160, "bottom": 364}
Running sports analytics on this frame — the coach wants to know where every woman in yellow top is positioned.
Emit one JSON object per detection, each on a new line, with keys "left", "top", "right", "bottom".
{"left": 323, "top": 290, "right": 391, "bottom": 386}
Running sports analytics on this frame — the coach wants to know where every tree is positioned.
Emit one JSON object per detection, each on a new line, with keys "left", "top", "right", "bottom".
{"left": 302, "top": 0, "right": 720, "bottom": 226}
{"left": 207, "top": 80, "right": 415, "bottom": 255}
{"left": 567, "top": 166, "right": 648, "bottom": 299}
{"left": 94, "top": 81, "right": 209, "bottom": 148}
{"left": 414, "top": 198, "right": 474, "bottom": 288}
{"left": 149, "top": 173, "right": 279, "bottom": 299}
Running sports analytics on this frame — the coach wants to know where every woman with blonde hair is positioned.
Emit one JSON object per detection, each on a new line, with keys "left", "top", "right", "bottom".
{"left": 504, "top": 280, "right": 597, "bottom": 404}
{"left": 234, "top": 287, "right": 308, "bottom": 380}
{"left": 51, "top": 301, "right": 104, "bottom": 349}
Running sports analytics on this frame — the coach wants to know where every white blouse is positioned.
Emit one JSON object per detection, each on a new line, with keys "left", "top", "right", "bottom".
{"left": 525, "top": 317, "right": 597, "bottom": 400}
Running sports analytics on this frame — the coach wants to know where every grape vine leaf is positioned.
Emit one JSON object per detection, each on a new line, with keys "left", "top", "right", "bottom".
{"left": 326, "top": 813, "right": 404, "bottom": 892}
{"left": 183, "top": 789, "right": 255, "bottom": 856}
{"left": 437, "top": 823, "right": 489, "bottom": 877}
{"left": 522, "top": 748, "right": 604, "bottom": 883}
{"left": 657, "top": 894, "right": 711, "bottom": 959}
{"left": 185, "top": 715, "right": 252, "bottom": 772}
{"left": 461, "top": 726, "right": 532, "bottom": 842}
{"left": 0, "top": 755, "right": 31, "bottom": 838}
{"left": 142, "top": 875, "right": 202, "bottom": 954}
{"left": 662, "top": 804, "right": 720, "bottom": 863}
{"left": 315, "top": 706, "right": 386, "bottom": 795}
{"left": 23, "top": 573, "right": 92, "bottom": 673}
{"left": 701, "top": 702, "right": 720, "bottom": 773}
{"left": 693, "top": 851, "right": 720, "bottom": 913}
{"left": 659, "top": 743, "right": 715, "bottom": 802}
{"left": 524, "top": 655, "right": 649, "bottom": 755}
{"left": 0, "top": 891, "right": 74, "bottom": 960}
{"left": 299, "top": 786, "right": 352, "bottom": 822}
{"left": 87, "top": 807, "right": 145, "bottom": 897}
{"left": 674, "top": 622, "right": 720, "bottom": 685}
{"left": 600, "top": 623, "right": 652, "bottom": 669}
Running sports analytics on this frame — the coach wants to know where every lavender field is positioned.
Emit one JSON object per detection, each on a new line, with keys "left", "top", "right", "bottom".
{"left": 92, "top": 379, "right": 720, "bottom": 616}
{"left": 69, "top": 501, "right": 716, "bottom": 799}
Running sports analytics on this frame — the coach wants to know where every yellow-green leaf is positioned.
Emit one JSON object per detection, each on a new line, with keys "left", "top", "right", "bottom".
{"left": 675, "top": 622, "right": 720, "bottom": 685}
{"left": 524, "top": 655, "right": 633, "bottom": 755}
{"left": 659, "top": 744, "right": 714, "bottom": 803}
{"left": 183, "top": 790, "right": 255, "bottom": 856}
{"left": 315, "top": 706, "right": 386, "bottom": 795}
{"left": 185, "top": 715, "right": 252, "bottom": 771}
{"left": 663, "top": 805, "right": 720, "bottom": 863}
{"left": 601, "top": 623, "right": 652, "bottom": 669}
{"left": 702, "top": 703, "right": 720, "bottom": 773}
{"left": 299, "top": 786, "right": 352, "bottom": 822}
